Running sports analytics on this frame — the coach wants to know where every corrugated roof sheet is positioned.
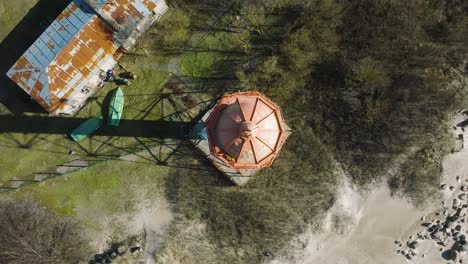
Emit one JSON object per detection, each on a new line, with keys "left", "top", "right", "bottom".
{"left": 85, "top": 0, "right": 167, "bottom": 36}
{"left": 6, "top": 0, "right": 121, "bottom": 114}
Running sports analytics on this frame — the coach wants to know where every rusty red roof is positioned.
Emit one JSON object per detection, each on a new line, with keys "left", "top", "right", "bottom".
{"left": 85, "top": 0, "right": 168, "bottom": 49}
{"left": 205, "top": 91, "right": 290, "bottom": 171}
{"left": 6, "top": 0, "right": 167, "bottom": 115}
{"left": 6, "top": 0, "right": 121, "bottom": 114}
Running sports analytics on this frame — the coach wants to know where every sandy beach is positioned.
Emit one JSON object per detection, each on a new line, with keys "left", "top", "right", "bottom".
{"left": 273, "top": 114, "right": 468, "bottom": 264}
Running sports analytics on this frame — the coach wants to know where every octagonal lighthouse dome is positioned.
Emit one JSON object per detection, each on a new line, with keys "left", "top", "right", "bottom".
{"left": 190, "top": 91, "right": 291, "bottom": 185}
{"left": 206, "top": 91, "right": 289, "bottom": 171}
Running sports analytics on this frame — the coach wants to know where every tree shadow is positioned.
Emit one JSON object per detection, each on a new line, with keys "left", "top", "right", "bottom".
{"left": 0, "top": 0, "right": 72, "bottom": 115}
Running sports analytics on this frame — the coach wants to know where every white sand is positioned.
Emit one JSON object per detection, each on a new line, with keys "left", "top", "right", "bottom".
{"left": 272, "top": 180, "right": 430, "bottom": 264}
{"left": 77, "top": 196, "right": 173, "bottom": 264}
{"left": 272, "top": 114, "right": 468, "bottom": 264}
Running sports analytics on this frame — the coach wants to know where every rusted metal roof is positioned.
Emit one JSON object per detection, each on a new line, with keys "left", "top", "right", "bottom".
{"left": 6, "top": 0, "right": 121, "bottom": 114}
{"left": 6, "top": 0, "right": 168, "bottom": 115}
{"left": 205, "top": 91, "right": 290, "bottom": 172}
{"left": 85, "top": 0, "right": 168, "bottom": 49}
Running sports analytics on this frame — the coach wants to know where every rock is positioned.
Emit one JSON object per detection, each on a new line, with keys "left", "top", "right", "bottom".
{"left": 445, "top": 210, "right": 449, "bottom": 216}
{"left": 117, "top": 245, "right": 127, "bottom": 255}
{"left": 448, "top": 249, "right": 459, "bottom": 260}
{"left": 68, "top": 150, "right": 75, "bottom": 155}
{"left": 405, "top": 253, "right": 412, "bottom": 260}
{"left": 94, "top": 254, "right": 103, "bottom": 262}
{"left": 461, "top": 244, "right": 468, "bottom": 252}
{"left": 441, "top": 184, "right": 448, "bottom": 190}
{"left": 460, "top": 234, "right": 466, "bottom": 241}
{"left": 456, "top": 225, "right": 462, "bottom": 231}
{"left": 421, "top": 216, "right": 426, "bottom": 221}
{"left": 461, "top": 208, "right": 467, "bottom": 216}
{"left": 451, "top": 186, "right": 456, "bottom": 191}
{"left": 110, "top": 253, "right": 117, "bottom": 259}
{"left": 456, "top": 207, "right": 466, "bottom": 217}
{"left": 459, "top": 194, "right": 467, "bottom": 200}
{"left": 130, "top": 247, "right": 141, "bottom": 254}
{"left": 394, "top": 240, "right": 400, "bottom": 244}
{"left": 409, "top": 241, "right": 419, "bottom": 249}
{"left": 432, "top": 232, "right": 443, "bottom": 241}
{"left": 397, "top": 250, "right": 400, "bottom": 254}
{"left": 457, "top": 176, "right": 461, "bottom": 183}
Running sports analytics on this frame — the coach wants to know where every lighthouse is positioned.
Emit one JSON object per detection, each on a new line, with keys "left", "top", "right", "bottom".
{"left": 190, "top": 91, "right": 291, "bottom": 186}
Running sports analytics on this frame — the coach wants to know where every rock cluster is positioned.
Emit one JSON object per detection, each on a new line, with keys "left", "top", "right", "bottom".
{"left": 91, "top": 234, "right": 145, "bottom": 264}
{"left": 396, "top": 180, "right": 468, "bottom": 262}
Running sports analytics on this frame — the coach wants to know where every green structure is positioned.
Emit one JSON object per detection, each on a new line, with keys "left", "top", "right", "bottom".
{"left": 108, "top": 87, "right": 125, "bottom": 127}
{"left": 70, "top": 116, "right": 103, "bottom": 142}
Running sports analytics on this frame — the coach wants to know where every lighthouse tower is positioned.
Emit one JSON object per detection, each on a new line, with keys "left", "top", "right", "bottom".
{"left": 190, "top": 91, "right": 291, "bottom": 186}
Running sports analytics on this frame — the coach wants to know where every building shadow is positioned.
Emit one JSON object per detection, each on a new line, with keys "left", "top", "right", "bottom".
{"left": 0, "top": 0, "right": 71, "bottom": 115}
{"left": 0, "top": 115, "right": 188, "bottom": 138}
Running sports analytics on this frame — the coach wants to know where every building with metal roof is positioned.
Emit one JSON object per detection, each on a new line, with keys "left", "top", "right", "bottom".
{"left": 190, "top": 91, "right": 291, "bottom": 186}
{"left": 6, "top": 0, "right": 167, "bottom": 115}
{"left": 84, "top": 0, "right": 168, "bottom": 50}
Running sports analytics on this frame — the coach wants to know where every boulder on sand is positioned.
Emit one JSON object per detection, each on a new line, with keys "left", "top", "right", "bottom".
{"left": 446, "top": 249, "right": 459, "bottom": 261}
{"left": 409, "top": 241, "right": 419, "bottom": 249}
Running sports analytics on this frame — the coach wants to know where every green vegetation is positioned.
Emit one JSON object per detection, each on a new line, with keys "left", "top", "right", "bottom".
{"left": 11, "top": 156, "right": 169, "bottom": 216}
{"left": 180, "top": 52, "right": 217, "bottom": 77}
{"left": 0, "top": 46, "right": 171, "bottom": 182}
